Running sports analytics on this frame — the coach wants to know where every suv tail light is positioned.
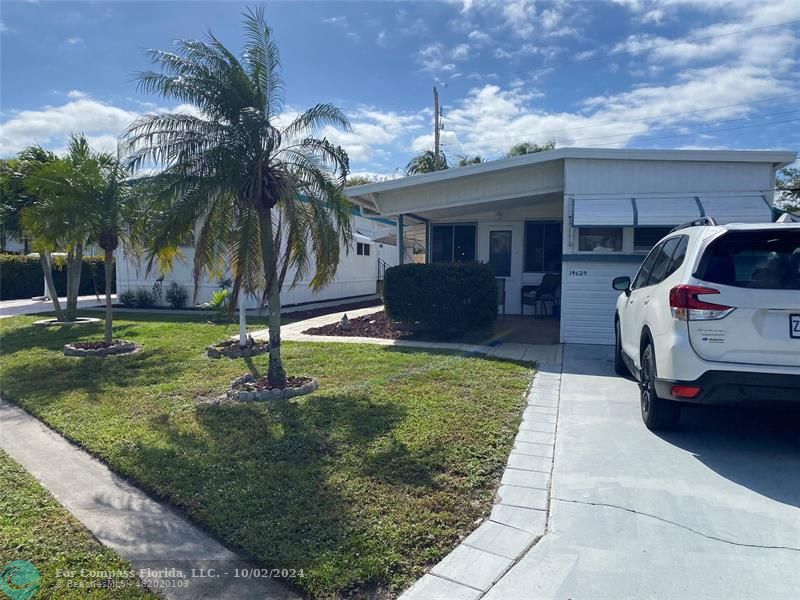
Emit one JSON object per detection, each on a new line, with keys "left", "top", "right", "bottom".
{"left": 669, "top": 285, "right": 734, "bottom": 321}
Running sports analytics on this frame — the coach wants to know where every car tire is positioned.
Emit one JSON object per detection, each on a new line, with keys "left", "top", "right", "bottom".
{"left": 640, "top": 343, "right": 680, "bottom": 431}
{"left": 614, "top": 320, "right": 629, "bottom": 376}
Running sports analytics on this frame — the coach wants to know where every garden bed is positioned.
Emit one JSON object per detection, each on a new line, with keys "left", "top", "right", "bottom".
{"left": 227, "top": 373, "right": 319, "bottom": 401}
{"left": 64, "top": 340, "right": 139, "bottom": 357}
{"left": 304, "top": 312, "right": 422, "bottom": 340}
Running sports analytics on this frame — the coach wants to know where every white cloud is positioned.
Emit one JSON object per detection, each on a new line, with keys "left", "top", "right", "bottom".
{"left": 0, "top": 20, "right": 9, "bottom": 33}
{"left": 64, "top": 37, "right": 83, "bottom": 45}
{"left": 467, "top": 30, "right": 491, "bottom": 45}
{"left": 320, "top": 107, "right": 426, "bottom": 162}
{"left": 0, "top": 96, "right": 140, "bottom": 156}
{"left": 322, "top": 16, "right": 347, "bottom": 26}
{"left": 376, "top": 30, "right": 386, "bottom": 46}
{"left": 451, "top": 43, "right": 470, "bottom": 61}
{"left": 417, "top": 43, "right": 456, "bottom": 73}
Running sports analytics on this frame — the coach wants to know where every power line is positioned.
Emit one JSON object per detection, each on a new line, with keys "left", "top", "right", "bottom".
{"left": 527, "top": 19, "right": 800, "bottom": 75}
{"left": 439, "top": 95, "right": 800, "bottom": 150}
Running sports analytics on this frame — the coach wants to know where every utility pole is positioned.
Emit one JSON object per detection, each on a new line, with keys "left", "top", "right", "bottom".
{"left": 433, "top": 86, "right": 440, "bottom": 171}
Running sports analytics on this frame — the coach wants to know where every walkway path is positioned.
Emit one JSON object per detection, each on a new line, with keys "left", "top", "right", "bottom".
{"left": 253, "top": 307, "right": 563, "bottom": 364}
{"left": 0, "top": 399, "right": 296, "bottom": 600}
{"left": 0, "top": 294, "right": 112, "bottom": 319}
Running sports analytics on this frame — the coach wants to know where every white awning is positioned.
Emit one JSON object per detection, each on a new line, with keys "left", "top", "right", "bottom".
{"left": 635, "top": 197, "right": 702, "bottom": 226}
{"left": 572, "top": 197, "right": 635, "bottom": 226}
{"left": 699, "top": 195, "right": 771, "bottom": 224}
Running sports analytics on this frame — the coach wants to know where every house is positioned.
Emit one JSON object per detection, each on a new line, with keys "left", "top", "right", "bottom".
{"left": 115, "top": 211, "right": 398, "bottom": 308}
{"left": 345, "top": 147, "right": 797, "bottom": 345}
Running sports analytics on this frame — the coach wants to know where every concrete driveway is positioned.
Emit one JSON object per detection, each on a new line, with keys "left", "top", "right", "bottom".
{"left": 486, "top": 344, "right": 800, "bottom": 600}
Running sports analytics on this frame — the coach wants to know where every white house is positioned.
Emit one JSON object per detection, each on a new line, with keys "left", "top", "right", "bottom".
{"left": 116, "top": 211, "right": 398, "bottom": 308}
{"left": 345, "top": 147, "right": 797, "bottom": 345}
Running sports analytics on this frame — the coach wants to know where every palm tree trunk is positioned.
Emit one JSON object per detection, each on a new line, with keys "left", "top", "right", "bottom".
{"left": 258, "top": 208, "right": 286, "bottom": 385}
{"left": 39, "top": 251, "right": 65, "bottom": 321}
{"left": 104, "top": 247, "right": 114, "bottom": 343}
{"left": 238, "top": 289, "right": 247, "bottom": 347}
{"left": 65, "top": 243, "right": 84, "bottom": 321}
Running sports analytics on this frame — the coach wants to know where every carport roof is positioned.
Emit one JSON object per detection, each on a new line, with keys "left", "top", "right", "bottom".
{"left": 345, "top": 147, "right": 796, "bottom": 214}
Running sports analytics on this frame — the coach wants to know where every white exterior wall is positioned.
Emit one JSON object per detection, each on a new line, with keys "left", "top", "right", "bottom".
{"left": 116, "top": 214, "right": 396, "bottom": 308}
{"left": 560, "top": 158, "right": 777, "bottom": 345}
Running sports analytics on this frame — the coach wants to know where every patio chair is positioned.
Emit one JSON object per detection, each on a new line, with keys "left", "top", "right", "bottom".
{"left": 521, "top": 285, "right": 538, "bottom": 316}
{"left": 496, "top": 278, "right": 506, "bottom": 315}
{"left": 534, "top": 273, "right": 561, "bottom": 317}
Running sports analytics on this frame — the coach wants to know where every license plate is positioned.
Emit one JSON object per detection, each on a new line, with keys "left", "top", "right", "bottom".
{"left": 791, "top": 314, "right": 800, "bottom": 339}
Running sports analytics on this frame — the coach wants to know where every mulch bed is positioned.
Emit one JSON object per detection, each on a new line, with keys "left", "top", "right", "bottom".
{"left": 227, "top": 373, "right": 319, "bottom": 401}
{"left": 64, "top": 340, "right": 139, "bottom": 357}
{"left": 207, "top": 336, "right": 269, "bottom": 359}
{"left": 303, "top": 312, "right": 427, "bottom": 340}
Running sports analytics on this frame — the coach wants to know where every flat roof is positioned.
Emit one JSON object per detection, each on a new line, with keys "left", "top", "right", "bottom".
{"left": 345, "top": 147, "right": 797, "bottom": 201}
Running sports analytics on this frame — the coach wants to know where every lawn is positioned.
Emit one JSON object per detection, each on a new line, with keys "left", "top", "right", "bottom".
{"left": 0, "top": 450, "right": 156, "bottom": 599}
{"left": 0, "top": 313, "right": 531, "bottom": 598}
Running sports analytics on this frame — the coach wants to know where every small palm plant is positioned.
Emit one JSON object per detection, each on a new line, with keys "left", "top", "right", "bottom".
{"left": 405, "top": 149, "right": 448, "bottom": 175}
{"left": 125, "top": 7, "right": 352, "bottom": 385}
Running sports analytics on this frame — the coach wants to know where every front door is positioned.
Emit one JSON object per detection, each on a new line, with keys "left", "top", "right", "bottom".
{"left": 480, "top": 222, "right": 524, "bottom": 314}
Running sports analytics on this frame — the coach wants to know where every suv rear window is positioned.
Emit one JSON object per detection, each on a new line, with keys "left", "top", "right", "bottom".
{"left": 695, "top": 229, "right": 800, "bottom": 289}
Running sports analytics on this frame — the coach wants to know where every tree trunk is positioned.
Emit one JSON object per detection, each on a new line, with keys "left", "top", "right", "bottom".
{"left": 238, "top": 289, "right": 247, "bottom": 347}
{"left": 65, "top": 243, "right": 84, "bottom": 321}
{"left": 258, "top": 208, "right": 286, "bottom": 385}
{"left": 39, "top": 251, "right": 65, "bottom": 321}
{"left": 104, "top": 247, "right": 114, "bottom": 343}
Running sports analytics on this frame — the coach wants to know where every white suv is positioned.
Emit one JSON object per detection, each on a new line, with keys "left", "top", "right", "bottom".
{"left": 612, "top": 218, "right": 800, "bottom": 430}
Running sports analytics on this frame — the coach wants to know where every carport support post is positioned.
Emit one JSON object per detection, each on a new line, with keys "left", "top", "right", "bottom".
{"left": 397, "top": 214, "right": 404, "bottom": 265}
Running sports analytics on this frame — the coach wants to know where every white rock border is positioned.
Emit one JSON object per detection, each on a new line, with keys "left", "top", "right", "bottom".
{"left": 35, "top": 317, "right": 102, "bottom": 327}
{"left": 207, "top": 342, "right": 269, "bottom": 359}
{"left": 63, "top": 341, "right": 140, "bottom": 357}
{"left": 226, "top": 373, "right": 320, "bottom": 401}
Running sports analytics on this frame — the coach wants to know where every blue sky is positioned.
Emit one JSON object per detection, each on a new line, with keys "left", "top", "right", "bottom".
{"left": 1, "top": 0, "right": 799, "bottom": 176}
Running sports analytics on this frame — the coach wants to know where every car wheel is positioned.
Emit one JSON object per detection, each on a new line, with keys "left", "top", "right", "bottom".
{"left": 640, "top": 343, "right": 680, "bottom": 431}
{"left": 614, "top": 320, "right": 629, "bottom": 376}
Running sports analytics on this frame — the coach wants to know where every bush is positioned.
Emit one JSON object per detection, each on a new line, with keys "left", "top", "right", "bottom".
{"left": 165, "top": 282, "right": 188, "bottom": 309}
{"left": 118, "top": 289, "right": 137, "bottom": 308}
{"left": 0, "top": 254, "right": 114, "bottom": 300}
{"left": 383, "top": 262, "right": 498, "bottom": 331}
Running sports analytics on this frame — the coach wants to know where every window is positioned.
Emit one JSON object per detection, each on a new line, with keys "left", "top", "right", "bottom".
{"left": 489, "top": 230, "right": 512, "bottom": 277}
{"left": 634, "top": 227, "right": 672, "bottom": 252}
{"left": 578, "top": 227, "right": 623, "bottom": 252}
{"left": 356, "top": 242, "right": 370, "bottom": 256}
{"left": 524, "top": 221, "right": 562, "bottom": 272}
{"left": 431, "top": 224, "right": 476, "bottom": 263}
{"left": 646, "top": 236, "right": 681, "bottom": 286}
{"left": 632, "top": 241, "right": 663, "bottom": 289}
{"left": 694, "top": 230, "right": 800, "bottom": 289}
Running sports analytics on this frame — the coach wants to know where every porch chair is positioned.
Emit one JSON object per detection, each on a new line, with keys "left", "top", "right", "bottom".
{"left": 534, "top": 273, "right": 561, "bottom": 317}
{"left": 521, "top": 284, "right": 538, "bottom": 316}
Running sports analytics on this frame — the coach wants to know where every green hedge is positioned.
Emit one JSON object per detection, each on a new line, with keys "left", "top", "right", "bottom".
{"left": 383, "top": 262, "right": 498, "bottom": 331}
{"left": 0, "top": 254, "right": 115, "bottom": 300}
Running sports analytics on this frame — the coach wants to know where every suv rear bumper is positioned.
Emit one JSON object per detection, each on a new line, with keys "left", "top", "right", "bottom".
{"left": 655, "top": 371, "right": 800, "bottom": 405}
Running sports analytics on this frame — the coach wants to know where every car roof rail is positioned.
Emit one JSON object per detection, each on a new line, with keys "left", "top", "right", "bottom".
{"left": 668, "top": 216, "right": 719, "bottom": 233}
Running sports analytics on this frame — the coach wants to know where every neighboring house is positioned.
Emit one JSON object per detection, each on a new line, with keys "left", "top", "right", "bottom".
{"left": 345, "top": 147, "right": 796, "bottom": 345}
{"left": 116, "top": 211, "right": 398, "bottom": 308}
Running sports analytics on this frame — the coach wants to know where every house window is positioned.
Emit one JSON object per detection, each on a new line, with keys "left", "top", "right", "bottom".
{"left": 634, "top": 227, "right": 672, "bottom": 252}
{"left": 524, "top": 221, "right": 562, "bottom": 272}
{"left": 431, "top": 224, "right": 476, "bottom": 263}
{"left": 578, "top": 227, "right": 623, "bottom": 252}
{"left": 356, "top": 242, "right": 371, "bottom": 256}
{"left": 489, "top": 230, "right": 512, "bottom": 277}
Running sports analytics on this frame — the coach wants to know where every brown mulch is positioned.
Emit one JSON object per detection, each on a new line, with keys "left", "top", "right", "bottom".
{"left": 71, "top": 340, "right": 127, "bottom": 350}
{"left": 303, "top": 312, "right": 426, "bottom": 340}
{"left": 283, "top": 297, "right": 382, "bottom": 320}
{"left": 212, "top": 337, "right": 266, "bottom": 349}
{"left": 233, "top": 375, "right": 313, "bottom": 391}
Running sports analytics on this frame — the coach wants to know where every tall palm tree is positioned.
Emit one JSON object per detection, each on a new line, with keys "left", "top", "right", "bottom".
{"left": 125, "top": 7, "right": 352, "bottom": 384}
{"left": 26, "top": 135, "right": 142, "bottom": 341}
{"left": 405, "top": 149, "right": 448, "bottom": 175}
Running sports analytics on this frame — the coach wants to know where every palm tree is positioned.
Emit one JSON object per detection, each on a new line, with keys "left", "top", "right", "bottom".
{"left": 506, "top": 141, "right": 555, "bottom": 157}
{"left": 1, "top": 146, "right": 65, "bottom": 318}
{"left": 125, "top": 7, "right": 352, "bottom": 385}
{"left": 457, "top": 154, "right": 484, "bottom": 167}
{"left": 405, "top": 149, "right": 448, "bottom": 175}
{"left": 26, "top": 135, "right": 142, "bottom": 341}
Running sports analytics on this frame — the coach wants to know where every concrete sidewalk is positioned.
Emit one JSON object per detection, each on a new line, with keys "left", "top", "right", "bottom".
{"left": 0, "top": 399, "right": 296, "bottom": 600}
{"left": 0, "top": 294, "right": 112, "bottom": 319}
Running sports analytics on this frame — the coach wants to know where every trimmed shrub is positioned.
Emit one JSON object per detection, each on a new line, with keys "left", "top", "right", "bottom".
{"left": 383, "top": 262, "right": 498, "bottom": 331}
{"left": 134, "top": 288, "right": 158, "bottom": 308}
{"left": 0, "top": 254, "right": 114, "bottom": 300}
{"left": 165, "top": 282, "right": 188, "bottom": 309}
{"left": 118, "top": 289, "right": 137, "bottom": 308}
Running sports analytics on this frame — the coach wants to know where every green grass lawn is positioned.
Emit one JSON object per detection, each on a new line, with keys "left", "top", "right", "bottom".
{"left": 0, "top": 313, "right": 531, "bottom": 598}
{"left": 0, "top": 450, "right": 155, "bottom": 599}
